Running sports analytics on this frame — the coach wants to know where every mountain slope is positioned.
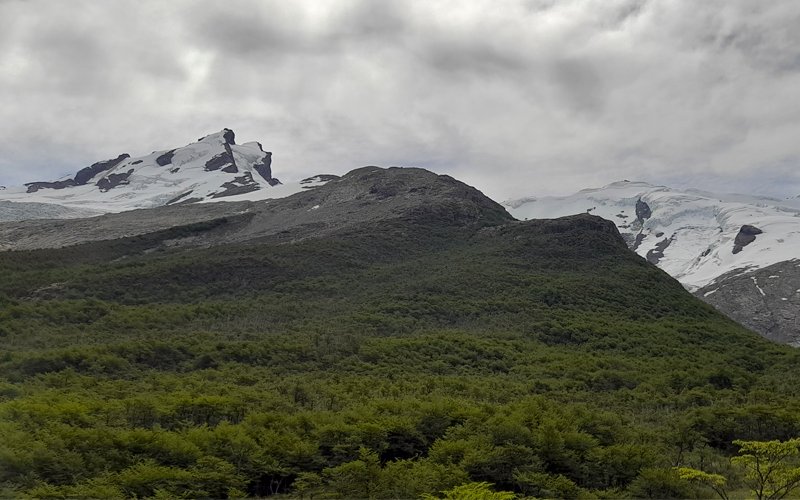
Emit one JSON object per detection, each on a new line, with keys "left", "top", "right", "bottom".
{"left": 3, "top": 167, "right": 800, "bottom": 498}
{"left": 0, "top": 129, "right": 333, "bottom": 217}
{"left": 0, "top": 167, "right": 510, "bottom": 251}
{"left": 698, "top": 259, "right": 800, "bottom": 345}
{"left": 505, "top": 181, "right": 800, "bottom": 344}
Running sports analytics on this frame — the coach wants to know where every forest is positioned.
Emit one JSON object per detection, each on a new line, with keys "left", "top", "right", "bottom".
{"left": 2, "top": 214, "right": 800, "bottom": 498}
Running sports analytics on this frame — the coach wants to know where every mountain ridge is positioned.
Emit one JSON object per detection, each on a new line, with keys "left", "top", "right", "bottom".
{"left": 0, "top": 166, "right": 512, "bottom": 251}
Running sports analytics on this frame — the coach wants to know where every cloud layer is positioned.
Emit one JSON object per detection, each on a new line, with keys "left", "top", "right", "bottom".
{"left": 1, "top": 0, "right": 799, "bottom": 199}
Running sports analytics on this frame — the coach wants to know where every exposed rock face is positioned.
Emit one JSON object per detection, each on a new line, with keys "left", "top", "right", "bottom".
{"left": 646, "top": 236, "right": 672, "bottom": 265}
{"left": 632, "top": 232, "right": 646, "bottom": 251}
{"left": 635, "top": 198, "right": 651, "bottom": 222}
{"left": 199, "top": 128, "right": 235, "bottom": 145}
{"left": 75, "top": 154, "right": 131, "bottom": 185}
{"left": 253, "top": 152, "right": 274, "bottom": 183}
{"left": 155, "top": 150, "right": 176, "bottom": 166}
{"left": 211, "top": 173, "right": 261, "bottom": 198}
{"left": 697, "top": 260, "right": 800, "bottom": 345}
{"left": 25, "top": 179, "right": 76, "bottom": 193}
{"left": 26, "top": 154, "right": 130, "bottom": 193}
{"left": 733, "top": 224, "right": 763, "bottom": 254}
{"left": 204, "top": 143, "right": 237, "bottom": 172}
{"left": 166, "top": 191, "right": 194, "bottom": 205}
{"left": 96, "top": 169, "right": 135, "bottom": 192}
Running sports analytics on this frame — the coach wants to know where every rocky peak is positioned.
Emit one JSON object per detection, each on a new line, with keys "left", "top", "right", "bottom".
{"left": 198, "top": 128, "right": 236, "bottom": 146}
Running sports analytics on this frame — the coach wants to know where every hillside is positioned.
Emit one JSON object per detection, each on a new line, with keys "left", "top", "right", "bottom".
{"left": 2, "top": 168, "right": 800, "bottom": 498}
{"left": 505, "top": 181, "right": 800, "bottom": 344}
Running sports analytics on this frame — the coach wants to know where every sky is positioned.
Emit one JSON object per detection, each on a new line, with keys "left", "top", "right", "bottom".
{"left": 1, "top": 0, "right": 799, "bottom": 201}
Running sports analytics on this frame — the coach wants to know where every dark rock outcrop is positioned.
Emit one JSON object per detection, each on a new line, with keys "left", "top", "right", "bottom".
{"left": 198, "top": 128, "right": 235, "bottom": 145}
{"left": 26, "top": 154, "right": 131, "bottom": 193}
{"left": 166, "top": 191, "right": 194, "bottom": 205}
{"left": 733, "top": 225, "right": 763, "bottom": 254}
{"left": 632, "top": 233, "right": 646, "bottom": 251}
{"left": 635, "top": 198, "right": 651, "bottom": 222}
{"left": 205, "top": 152, "right": 233, "bottom": 171}
{"left": 211, "top": 173, "right": 260, "bottom": 198}
{"left": 25, "top": 179, "right": 76, "bottom": 193}
{"left": 253, "top": 152, "right": 273, "bottom": 183}
{"left": 646, "top": 236, "right": 672, "bottom": 265}
{"left": 96, "top": 169, "right": 134, "bottom": 192}
{"left": 156, "top": 150, "right": 176, "bottom": 166}
{"left": 74, "top": 154, "right": 130, "bottom": 185}
{"left": 204, "top": 143, "right": 237, "bottom": 172}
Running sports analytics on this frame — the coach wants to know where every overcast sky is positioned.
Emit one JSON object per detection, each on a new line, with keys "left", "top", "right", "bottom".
{"left": 1, "top": 0, "right": 799, "bottom": 200}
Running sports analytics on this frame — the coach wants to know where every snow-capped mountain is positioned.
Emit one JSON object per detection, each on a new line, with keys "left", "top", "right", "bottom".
{"left": 505, "top": 181, "right": 800, "bottom": 289}
{"left": 505, "top": 181, "right": 800, "bottom": 344}
{"left": 0, "top": 129, "right": 333, "bottom": 218}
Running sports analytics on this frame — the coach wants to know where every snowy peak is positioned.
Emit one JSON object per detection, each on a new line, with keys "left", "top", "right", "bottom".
{"left": 0, "top": 129, "right": 335, "bottom": 214}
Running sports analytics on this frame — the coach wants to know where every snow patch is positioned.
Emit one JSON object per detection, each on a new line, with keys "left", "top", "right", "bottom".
{"left": 751, "top": 276, "right": 767, "bottom": 297}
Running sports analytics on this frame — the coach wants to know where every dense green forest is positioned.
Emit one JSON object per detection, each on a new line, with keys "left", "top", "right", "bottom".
{"left": 2, "top": 212, "right": 800, "bottom": 498}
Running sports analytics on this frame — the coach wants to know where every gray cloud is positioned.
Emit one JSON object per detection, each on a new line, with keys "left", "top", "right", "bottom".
{"left": 1, "top": 0, "right": 799, "bottom": 201}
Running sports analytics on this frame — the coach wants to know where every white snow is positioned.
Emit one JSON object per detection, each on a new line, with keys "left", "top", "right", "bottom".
{"left": 752, "top": 277, "right": 767, "bottom": 297}
{"left": 505, "top": 181, "right": 800, "bottom": 290}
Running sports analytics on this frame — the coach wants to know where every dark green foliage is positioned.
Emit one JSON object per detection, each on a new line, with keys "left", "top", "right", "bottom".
{"left": 1, "top": 214, "right": 800, "bottom": 497}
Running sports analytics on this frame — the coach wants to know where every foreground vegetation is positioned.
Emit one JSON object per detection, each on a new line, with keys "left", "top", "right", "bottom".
{"left": 2, "top": 214, "right": 800, "bottom": 498}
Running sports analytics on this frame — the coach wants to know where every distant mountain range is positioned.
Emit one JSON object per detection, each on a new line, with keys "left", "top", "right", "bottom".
{"left": 1, "top": 132, "right": 798, "bottom": 344}
{"left": 505, "top": 181, "right": 800, "bottom": 344}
